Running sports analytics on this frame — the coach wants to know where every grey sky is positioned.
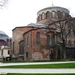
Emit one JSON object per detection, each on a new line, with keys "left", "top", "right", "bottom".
{"left": 0, "top": 0, "right": 75, "bottom": 37}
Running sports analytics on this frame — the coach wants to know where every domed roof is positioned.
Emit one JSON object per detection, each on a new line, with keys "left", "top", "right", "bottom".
{"left": 37, "top": 6, "right": 69, "bottom": 16}
{"left": 0, "top": 30, "right": 9, "bottom": 41}
{"left": 0, "top": 30, "right": 6, "bottom": 34}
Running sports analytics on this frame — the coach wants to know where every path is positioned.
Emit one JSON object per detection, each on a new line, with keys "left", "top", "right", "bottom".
{"left": 0, "top": 69, "right": 75, "bottom": 74}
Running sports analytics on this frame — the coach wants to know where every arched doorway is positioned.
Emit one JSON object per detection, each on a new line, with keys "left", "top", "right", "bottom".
{"left": 19, "top": 40, "right": 24, "bottom": 61}
{"left": 19, "top": 40, "right": 24, "bottom": 54}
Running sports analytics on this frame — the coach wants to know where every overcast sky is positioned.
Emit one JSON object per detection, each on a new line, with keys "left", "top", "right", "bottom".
{"left": 0, "top": 0, "right": 75, "bottom": 37}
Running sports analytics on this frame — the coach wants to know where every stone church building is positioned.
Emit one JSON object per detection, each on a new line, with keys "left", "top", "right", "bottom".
{"left": 12, "top": 6, "right": 75, "bottom": 61}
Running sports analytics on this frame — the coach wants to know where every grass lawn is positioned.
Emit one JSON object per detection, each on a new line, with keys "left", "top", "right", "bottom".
{"left": 0, "top": 63, "right": 75, "bottom": 68}
{"left": 2, "top": 73, "right": 75, "bottom": 75}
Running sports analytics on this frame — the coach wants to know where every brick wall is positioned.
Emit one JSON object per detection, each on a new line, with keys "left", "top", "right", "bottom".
{"left": 12, "top": 26, "right": 32, "bottom": 55}
{"left": 24, "top": 28, "right": 51, "bottom": 61}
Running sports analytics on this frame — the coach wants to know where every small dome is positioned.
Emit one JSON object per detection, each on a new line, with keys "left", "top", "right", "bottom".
{"left": 0, "top": 30, "right": 6, "bottom": 34}
{"left": 0, "top": 30, "right": 9, "bottom": 41}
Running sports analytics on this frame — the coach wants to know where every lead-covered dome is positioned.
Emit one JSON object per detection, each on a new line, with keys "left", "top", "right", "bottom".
{"left": 37, "top": 6, "right": 69, "bottom": 16}
{"left": 0, "top": 30, "right": 9, "bottom": 42}
{"left": 37, "top": 6, "right": 70, "bottom": 24}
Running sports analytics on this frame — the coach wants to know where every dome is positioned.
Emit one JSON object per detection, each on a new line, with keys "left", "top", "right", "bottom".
{"left": 37, "top": 6, "right": 69, "bottom": 16}
{"left": 0, "top": 30, "right": 6, "bottom": 34}
{"left": 0, "top": 30, "right": 9, "bottom": 41}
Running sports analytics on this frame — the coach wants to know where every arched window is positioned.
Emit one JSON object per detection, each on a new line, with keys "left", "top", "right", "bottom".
{"left": 50, "top": 35, "right": 55, "bottom": 46}
{"left": 47, "top": 35, "right": 55, "bottom": 47}
{"left": 42, "top": 12, "right": 44, "bottom": 19}
{"left": 51, "top": 11, "right": 56, "bottom": 18}
{"left": 57, "top": 11, "right": 61, "bottom": 19}
{"left": 19, "top": 40, "right": 24, "bottom": 54}
{"left": 46, "top": 11, "right": 50, "bottom": 19}
{"left": 68, "top": 40, "right": 71, "bottom": 47}
{"left": 36, "top": 32, "right": 40, "bottom": 44}
{"left": 63, "top": 12, "right": 65, "bottom": 18}
{"left": 47, "top": 35, "right": 50, "bottom": 45}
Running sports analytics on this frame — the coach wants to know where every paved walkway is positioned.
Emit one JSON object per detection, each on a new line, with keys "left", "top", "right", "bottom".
{"left": 0, "top": 69, "right": 75, "bottom": 74}
{"left": 0, "top": 61, "right": 75, "bottom": 74}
